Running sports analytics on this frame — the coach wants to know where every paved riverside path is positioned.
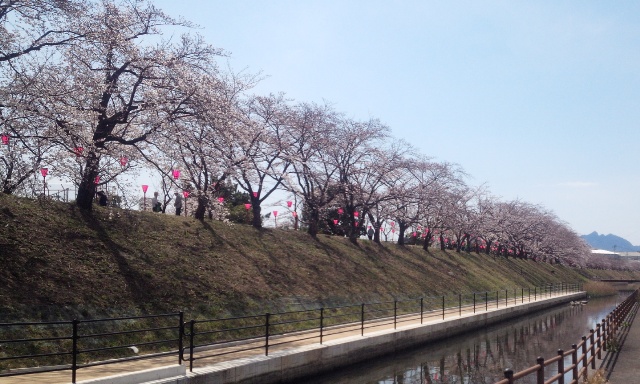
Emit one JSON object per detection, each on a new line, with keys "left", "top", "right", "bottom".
{"left": 603, "top": 300, "right": 640, "bottom": 383}
{"left": 1, "top": 291, "right": 581, "bottom": 384}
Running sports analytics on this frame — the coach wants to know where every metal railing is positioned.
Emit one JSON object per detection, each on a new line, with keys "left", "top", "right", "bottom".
{"left": 0, "top": 313, "right": 183, "bottom": 383}
{"left": 0, "top": 283, "right": 581, "bottom": 383}
{"left": 495, "top": 288, "right": 638, "bottom": 384}
{"left": 182, "top": 283, "right": 581, "bottom": 372}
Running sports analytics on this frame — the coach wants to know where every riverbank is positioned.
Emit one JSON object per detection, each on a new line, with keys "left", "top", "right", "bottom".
{"left": 1, "top": 193, "right": 637, "bottom": 323}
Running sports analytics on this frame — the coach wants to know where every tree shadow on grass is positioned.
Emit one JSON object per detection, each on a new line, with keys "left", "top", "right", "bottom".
{"left": 78, "top": 209, "right": 162, "bottom": 313}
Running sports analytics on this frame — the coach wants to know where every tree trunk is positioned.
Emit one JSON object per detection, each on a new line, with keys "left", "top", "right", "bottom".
{"left": 440, "top": 233, "right": 445, "bottom": 251}
{"left": 348, "top": 217, "right": 359, "bottom": 244}
{"left": 76, "top": 153, "right": 101, "bottom": 210}
{"left": 251, "top": 195, "right": 262, "bottom": 228}
{"left": 194, "top": 195, "right": 208, "bottom": 220}
{"left": 397, "top": 222, "right": 407, "bottom": 245}
{"left": 374, "top": 226, "right": 381, "bottom": 243}
{"left": 422, "top": 231, "right": 431, "bottom": 251}
{"left": 307, "top": 209, "right": 319, "bottom": 237}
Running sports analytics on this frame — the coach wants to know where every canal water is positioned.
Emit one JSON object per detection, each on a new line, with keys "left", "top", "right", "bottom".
{"left": 295, "top": 294, "right": 624, "bottom": 384}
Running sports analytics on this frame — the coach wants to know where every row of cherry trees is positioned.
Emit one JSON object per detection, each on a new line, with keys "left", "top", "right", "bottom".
{"left": 1, "top": 0, "right": 593, "bottom": 266}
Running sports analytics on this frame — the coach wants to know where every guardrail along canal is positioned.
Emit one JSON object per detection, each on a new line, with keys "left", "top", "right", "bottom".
{"left": 295, "top": 295, "right": 622, "bottom": 384}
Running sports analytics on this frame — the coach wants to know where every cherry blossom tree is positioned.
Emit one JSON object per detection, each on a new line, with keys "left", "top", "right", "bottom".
{"left": 1, "top": 0, "right": 87, "bottom": 194}
{"left": 282, "top": 102, "right": 341, "bottom": 237}
{"left": 42, "top": 0, "right": 223, "bottom": 210}
{"left": 0, "top": 0, "right": 86, "bottom": 63}
{"left": 233, "top": 93, "right": 293, "bottom": 228}
{"left": 329, "top": 116, "right": 390, "bottom": 243}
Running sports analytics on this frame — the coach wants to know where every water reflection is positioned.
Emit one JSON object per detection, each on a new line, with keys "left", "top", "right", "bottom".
{"left": 296, "top": 296, "right": 621, "bottom": 384}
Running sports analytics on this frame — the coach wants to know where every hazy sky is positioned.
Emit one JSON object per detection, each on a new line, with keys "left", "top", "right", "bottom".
{"left": 152, "top": 0, "right": 640, "bottom": 244}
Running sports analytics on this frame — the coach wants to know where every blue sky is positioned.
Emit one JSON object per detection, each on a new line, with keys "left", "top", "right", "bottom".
{"left": 153, "top": 0, "right": 640, "bottom": 244}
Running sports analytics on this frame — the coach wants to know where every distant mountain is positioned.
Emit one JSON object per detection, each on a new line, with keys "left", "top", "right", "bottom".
{"left": 580, "top": 231, "right": 640, "bottom": 252}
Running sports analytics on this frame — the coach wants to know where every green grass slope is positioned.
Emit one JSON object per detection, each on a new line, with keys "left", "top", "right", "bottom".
{"left": 1, "top": 193, "right": 637, "bottom": 322}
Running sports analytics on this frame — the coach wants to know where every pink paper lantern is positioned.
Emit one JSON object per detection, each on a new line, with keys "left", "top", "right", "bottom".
{"left": 244, "top": 203, "right": 251, "bottom": 210}
{"left": 333, "top": 219, "right": 338, "bottom": 225}
{"left": 390, "top": 222, "right": 395, "bottom": 227}
{"left": 355, "top": 222, "right": 359, "bottom": 227}
{"left": 119, "top": 156, "right": 128, "bottom": 166}
{"left": 172, "top": 169, "right": 180, "bottom": 179}
{"left": 292, "top": 211, "right": 297, "bottom": 217}
{"left": 218, "top": 197, "right": 224, "bottom": 203}
{"left": 40, "top": 168, "right": 48, "bottom": 177}
{"left": 183, "top": 191, "right": 190, "bottom": 198}
{"left": 141, "top": 185, "right": 149, "bottom": 193}
{"left": 287, "top": 201, "right": 292, "bottom": 207}
{"left": 253, "top": 192, "right": 258, "bottom": 198}
{"left": 337, "top": 207, "right": 344, "bottom": 215}
{"left": 94, "top": 175, "right": 100, "bottom": 184}
{"left": 391, "top": 229, "right": 395, "bottom": 233}
{"left": 74, "top": 147, "right": 83, "bottom": 157}
{"left": 1, "top": 134, "right": 8, "bottom": 145}
{"left": 412, "top": 232, "right": 417, "bottom": 237}
{"left": 272, "top": 210, "right": 278, "bottom": 217}
{"left": 353, "top": 212, "right": 359, "bottom": 217}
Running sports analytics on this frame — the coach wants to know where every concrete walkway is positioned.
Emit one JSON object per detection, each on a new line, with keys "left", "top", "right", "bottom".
{"left": 1, "top": 291, "right": 583, "bottom": 384}
{"left": 604, "top": 301, "right": 640, "bottom": 383}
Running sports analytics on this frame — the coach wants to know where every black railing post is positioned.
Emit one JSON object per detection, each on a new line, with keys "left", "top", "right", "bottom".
{"left": 71, "top": 319, "right": 79, "bottom": 384}
{"left": 590, "top": 330, "right": 596, "bottom": 369}
{"left": 581, "top": 336, "right": 588, "bottom": 380}
{"left": 536, "top": 356, "right": 545, "bottom": 384}
{"left": 420, "top": 298, "right": 424, "bottom": 324}
{"left": 557, "top": 349, "right": 564, "bottom": 384}
{"left": 505, "top": 289, "right": 508, "bottom": 307}
{"left": 529, "top": 287, "right": 531, "bottom": 302}
{"left": 535, "top": 287, "right": 537, "bottom": 301}
{"left": 485, "top": 292, "right": 488, "bottom": 311}
{"left": 596, "top": 324, "right": 601, "bottom": 359}
{"left": 473, "top": 293, "right": 476, "bottom": 313}
{"left": 496, "top": 291, "right": 499, "bottom": 308}
{"left": 361, "top": 303, "right": 365, "bottom": 336}
{"left": 459, "top": 294, "right": 462, "bottom": 317}
{"left": 571, "top": 344, "right": 578, "bottom": 382}
{"left": 320, "top": 307, "right": 324, "bottom": 344}
{"left": 394, "top": 300, "right": 397, "bottom": 329}
{"left": 178, "top": 311, "right": 184, "bottom": 365}
{"left": 602, "top": 318, "right": 607, "bottom": 351}
{"left": 265, "top": 313, "right": 271, "bottom": 356}
{"left": 442, "top": 296, "right": 445, "bottom": 320}
{"left": 521, "top": 288, "right": 524, "bottom": 303}
{"left": 504, "top": 368, "right": 514, "bottom": 384}
{"left": 189, "top": 320, "right": 195, "bottom": 372}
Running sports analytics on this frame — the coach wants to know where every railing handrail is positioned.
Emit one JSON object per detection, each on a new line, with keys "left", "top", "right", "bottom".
{"left": 496, "top": 288, "right": 639, "bottom": 384}
{"left": 0, "top": 283, "right": 584, "bottom": 383}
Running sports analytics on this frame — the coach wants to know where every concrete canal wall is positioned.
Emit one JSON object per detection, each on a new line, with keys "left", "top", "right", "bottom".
{"left": 88, "top": 292, "right": 586, "bottom": 384}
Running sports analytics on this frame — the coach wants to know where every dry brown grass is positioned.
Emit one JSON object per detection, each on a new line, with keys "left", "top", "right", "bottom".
{"left": 584, "top": 369, "right": 609, "bottom": 384}
{"left": 584, "top": 281, "right": 619, "bottom": 297}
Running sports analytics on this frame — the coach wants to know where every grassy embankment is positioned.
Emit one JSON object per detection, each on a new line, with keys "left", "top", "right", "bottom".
{"left": 1, "top": 193, "right": 636, "bottom": 322}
